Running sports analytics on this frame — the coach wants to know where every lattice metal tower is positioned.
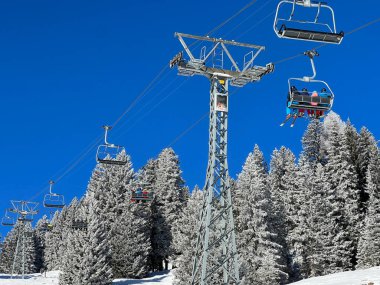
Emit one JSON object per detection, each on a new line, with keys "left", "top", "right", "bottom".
{"left": 170, "top": 33, "right": 274, "bottom": 284}
{"left": 9, "top": 200, "right": 38, "bottom": 279}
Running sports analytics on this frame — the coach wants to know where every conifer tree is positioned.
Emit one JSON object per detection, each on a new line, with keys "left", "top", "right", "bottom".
{"left": 151, "top": 148, "right": 186, "bottom": 271}
{"left": 235, "top": 145, "right": 286, "bottom": 285}
{"left": 268, "top": 147, "right": 292, "bottom": 281}
{"left": 0, "top": 224, "right": 18, "bottom": 273}
{"left": 173, "top": 186, "right": 203, "bottom": 285}
{"left": 356, "top": 146, "right": 380, "bottom": 268}
{"left": 322, "top": 113, "right": 358, "bottom": 271}
{"left": 81, "top": 165, "right": 113, "bottom": 285}
{"left": 34, "top": 215, "right": 49, "bottom": 272}
{"left": 59, "top": 229, "right": 88, "bottom": 285}
{"left": 44, "top": 210, "right": 62, "bottom": 270}
{"left": 357, "top": 127, "right": 378, "bottom": 215}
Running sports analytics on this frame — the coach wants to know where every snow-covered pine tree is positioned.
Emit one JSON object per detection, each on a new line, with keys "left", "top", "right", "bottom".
{"left": 81, "top": 164, "right": 113, "bottom": 285}
{"left": 0, "top": 223, "right": 19, "bottom": 273}
{"left": 322, "top": 112, "right": 358, "bottom": 271}
{"left": 301, "top": 118, "right": 325, "bottom": 167}
{"left": 304, "top": 163, "right": 334, "bottom": 277}
{"left": 100, "top": 151, "right": 150, "bottom": 279}
{"left": 44, "top": 210, "right": 62, "bottom": 271}
{"left": 268, "top": 147, "right": 293, "bottom": 281}
{"left": 151, "top": 148, "right": 186, "bottom": 271}
{"left": 356, "top": 145, "right": 380, "bottom": 269}
{"left": 172, "top": 186, "right": 203, "bottom": 285}
{"left": 33, "top": 215, "right": 49, "bottom": 272}
{"left": 357, "top": 127, "right": 378, "bottom": 215}
{"left": 235, "top": 145, "right": 287, "bottom": 285}
{"left": 112, "top": 200, "right": 151, "bottom": 278}
{"left": 59, "top": 228, "right": 88, "bottom": 285}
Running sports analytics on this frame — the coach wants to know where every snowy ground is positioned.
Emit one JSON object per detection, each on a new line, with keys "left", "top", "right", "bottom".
{"left": 1, "top": 267, "right": 379, "bottom": 285}
{"left": 0, "top": 270, "right": 174, "bottom": 285}
{"left": 292, "top": 266, "right": 380, "bottom": 285}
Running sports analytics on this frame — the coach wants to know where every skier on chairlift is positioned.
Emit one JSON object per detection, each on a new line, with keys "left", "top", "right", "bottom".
{"left": 280, "top": 86, "right": 298, "bottom": 127}
{"left": 316, "top": 88, "right": 330, "bottom": 118}
{"left": 308, "top": 90, "right": 319, "bottom": 118}
{"left": 298, "top": 88, "right": 309, "bottom": 117}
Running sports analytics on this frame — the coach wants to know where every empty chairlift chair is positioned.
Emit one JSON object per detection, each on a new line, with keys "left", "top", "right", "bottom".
{"left": 96, "top": 125, "right": 127, "bottom": 166}
{"left": 43, "top": 181, "right": 65, "bottom": 209}
{"left": 287, "top": 50, "right": 334, "bottom": 113}
{"left": 1, "top": 210, "right": 15, "bottom": 226}
{"left": 273, "top": 0, "right": 344, "bottom": 44}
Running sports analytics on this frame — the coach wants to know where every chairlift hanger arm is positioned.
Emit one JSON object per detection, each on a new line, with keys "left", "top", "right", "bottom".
{"left": 304, "top": 50, "right": 319, "bottom": 80}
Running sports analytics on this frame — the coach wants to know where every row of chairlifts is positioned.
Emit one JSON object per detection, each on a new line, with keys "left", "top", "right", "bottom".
{"left": 274, "top": 0, "right": 344, "bottom": 44}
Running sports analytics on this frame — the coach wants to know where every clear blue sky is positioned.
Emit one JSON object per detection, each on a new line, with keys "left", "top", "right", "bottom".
{"left": 0, "top": 0, "right": 379, "bottom": 238}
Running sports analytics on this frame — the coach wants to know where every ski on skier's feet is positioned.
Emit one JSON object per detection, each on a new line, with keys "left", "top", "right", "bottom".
{"left": 280, "top": 115, "right": 292, "bottom": 127}
{"left": 290, "top": 115, "right": 298, "bottom": 127}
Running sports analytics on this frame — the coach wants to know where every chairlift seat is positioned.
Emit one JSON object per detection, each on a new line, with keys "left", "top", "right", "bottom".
{"left": 18, "top": 217, "right": 33, "bottom": 222}
{"left": 96, "top": 145, "right": 127, "bottom": 166}
{"left": 279, "top": 25, "right": 344, "bottom": 44}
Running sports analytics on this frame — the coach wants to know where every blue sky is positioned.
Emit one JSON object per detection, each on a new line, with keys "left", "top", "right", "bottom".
{"left": 0, "top": 0, "right": 379, "bottom": 237}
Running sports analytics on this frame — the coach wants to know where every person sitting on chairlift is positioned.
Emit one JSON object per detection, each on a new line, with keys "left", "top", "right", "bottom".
{"left": 316, "top": 88, "right": 330, "bottom": 118}
{"left": 307, "top": 90, "right": 319, "bottom": 118}
{"left": 298, "top": 88, "right": 308, "bottom": 117}
{"left": 281, "top": 87, "right": 298, "bottom": 126}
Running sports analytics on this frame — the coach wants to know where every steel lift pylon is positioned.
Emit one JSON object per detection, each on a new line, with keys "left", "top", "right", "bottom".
{"left": 9, "top": 200, "right": 38, "bottom": 279}
{"left": 170, "top": 33, "right": 274, "bottom": 285}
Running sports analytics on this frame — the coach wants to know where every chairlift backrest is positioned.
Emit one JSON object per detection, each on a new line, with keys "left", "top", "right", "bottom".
{"left": 273, "top": 0, "right": 344, "bottom": 44}
{"left": 287, "top": 78, "right": 334, "bottom": 111}
{"left": 96, "top": 145, "right": 127, "bottom": 165}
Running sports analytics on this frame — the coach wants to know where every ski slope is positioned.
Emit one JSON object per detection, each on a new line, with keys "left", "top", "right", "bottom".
{"left": 292, "top": 267, "right": 380, "bottom": 285}
{"left": 0, "top": 270, "right": 174, "bottom": 285}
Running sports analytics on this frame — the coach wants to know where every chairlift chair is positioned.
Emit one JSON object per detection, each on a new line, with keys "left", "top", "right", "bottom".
{"left": 43, "top": 181, "right": 65, "bottom": 209}
{"left": 1, "top": 211, "right": 15, "bottom": 226}
{"left": 18, "top": 214, "right": 34, "bottom": 222}
{"left": 71, "top": 220, "right": 87, "bottom": 230}
{"left": 131, "top": 188, "right": 153, "bottom": 203}
{"left": 287, "top": 50, "right": 334, "bottom": 112}
{"left": 96, "top": 126, "right": 127, "bottom": 165}
{"left": 274, "top": 0, "right": 344, "bottom": 44}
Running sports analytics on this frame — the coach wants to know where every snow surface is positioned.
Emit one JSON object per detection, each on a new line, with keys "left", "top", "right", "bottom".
{"left": 1, "top": 267, "right": 380, "bottom": 285}
{"left": 291, "top": 267, "right": 380, "bottom": 285}
{"left": 0, "top": 270, "right": 174, "bottom": 285}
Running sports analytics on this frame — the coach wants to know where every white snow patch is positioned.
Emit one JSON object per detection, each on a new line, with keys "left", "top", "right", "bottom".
{"left": 0, "top": 270, "right": 174, "bottom": 285}
{"left": 0, "top": 271, "right": 59, "bottom": 285}
{"left": 291, "top": 267, "right": 380, "bottom": 285}
{"left": 113, "top": 270, "right": 174, "bottom": 284}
